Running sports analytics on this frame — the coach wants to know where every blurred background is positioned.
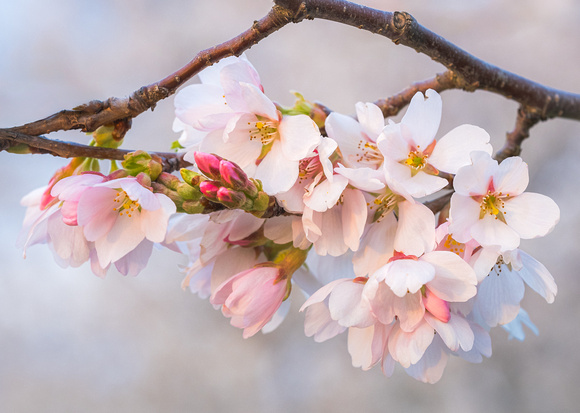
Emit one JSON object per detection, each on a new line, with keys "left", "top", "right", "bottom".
{"left": 1, "top": 0, "right": 579, "bottom": 411}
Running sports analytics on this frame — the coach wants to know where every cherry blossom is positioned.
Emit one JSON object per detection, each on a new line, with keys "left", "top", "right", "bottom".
{"left": 449, "top": 151, "right": 560, "bottom": 251}
{"left": 377, "top": 89, "right": 493, "bottom": 200}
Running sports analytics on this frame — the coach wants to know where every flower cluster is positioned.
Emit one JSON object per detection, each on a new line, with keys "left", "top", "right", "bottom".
{"left": 20, "top": 56, "right": 560, "bottom": 383}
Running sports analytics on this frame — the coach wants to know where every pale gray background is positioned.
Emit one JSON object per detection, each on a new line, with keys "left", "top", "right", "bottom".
{"left": 1, "top": 0, "right": 579, "bottom": 412}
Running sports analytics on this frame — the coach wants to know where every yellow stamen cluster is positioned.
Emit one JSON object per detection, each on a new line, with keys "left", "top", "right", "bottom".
{"left": 354, "top": 140, "right": 383, "bottom": 166}
{"left": 479, "top": 191, "right": 508, "bottom": 221}
{"left": 113, "top": 191, "right": 140, "bottom": 218}
{"left": 404, "top": 150, "right": 428, "bottom": 170}
{"left": 298, "top": 157, "right": 321, "bottom": 184}
{"left": 443, "top": 234, "right": 465, "bottom": 256}
{"left": 247, "top": 119, "right": 278, "bottom": 145}
{"left": 368, "top": 192, "right": 397, "bottom": 222}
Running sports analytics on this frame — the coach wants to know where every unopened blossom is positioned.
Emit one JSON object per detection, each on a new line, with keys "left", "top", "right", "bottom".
{"left": 377, "top": 89, "right": 493, "bottom": 199}
{"left": 449, "top": 151, "right": 560, "bottom": 251}
{"left": 211, "top": 247, "right": 307, "bottom": 338}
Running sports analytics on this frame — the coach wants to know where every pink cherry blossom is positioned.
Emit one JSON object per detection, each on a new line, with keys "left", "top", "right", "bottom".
{"left": 211, "top": 266, "right": 290, "bottom": 338}
{"left": 449, "top": 151, "right": 560, "bottom": 251}
{"left": 377, "top": 89, "right": 493, "bottom": 200}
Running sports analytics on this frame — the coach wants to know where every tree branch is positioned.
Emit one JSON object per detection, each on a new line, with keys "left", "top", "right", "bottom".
{"left": 0, "top": 129, "right": 190, "bottom": 173}
{"left": 1, "top": 0, "right": 579, "bottom": 170}
{"left": 5, "top": 5, "right": 295, "bottom": 136}
{"left": 494, "top": 107, "right": 543, "bottom": 163}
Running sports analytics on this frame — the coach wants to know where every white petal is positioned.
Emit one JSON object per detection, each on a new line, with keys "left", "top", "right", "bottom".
{"left": 448, "top": 194, "right": 482, "bottom": 243}
{"left": 401, "top": 89, "right": 442, "bottom": 149}
{"left": 353, "top": 213, "right": 396, "bottom": 277}
{"left": 304, "top": 302, "right": 347, "bottom": 342}
{"left": 429, "top": 124, "right": 492, "bottom": 174}
{"left": 355, "top": 102, "right": 385, "bottom": 138}
{"left": 325, "top": 112, "right": 366, "bottom": 167}
{"left": 383, "top": 259, "right": 436, "bottom": 297}
{"left": 225, "top": 81, "right": 278, "bottom": 120}
{"left": 263, "top": 216, "right": 294, "bottom": 244}
{"left": 335, "top": 164, "right": 385, "bottom": 192}
{"left": 518, "top": 250, "right": 557, "bottom": 303}
{"left": 255, "top": 140, "right": 299, "bottom": 195}
{"left": 329, "top": 281, "right": 375, "bottom": 328}
{"left": 503, "top": 192, "right": 560, "bottom": 239}
{"left": 377, "top": 122, "right": 408, "bottom": 162}
{"left": 304, "top": 175, "right": 348, "bottom": 212}
{"left": 395, "top": 201, "right": 436, "bottom": 256}
{"left": 421, "top": 251, "right": 477, "bottom": 302}
{"left": 279, "top": 114, "right": 321, "bottom": 161}
{"left": 174, "top": 84, "right": 233, "bottom": 130}
{"left": 494, "top": 156, "right": 529, "bottom": 196}
{"left": 425, "top": 312, "right": 474, "bottom": 352}
{"left": 475, "top": 266, "right": 525, "bottom": 327}
{"left": 471, "top": 214, "right": 520, "bottom": 251}
{"left": 394, "top": 292, "right": 425, "bottom": 332}
{"left": 453, "top": 151, "right": 498, "bottom": 196}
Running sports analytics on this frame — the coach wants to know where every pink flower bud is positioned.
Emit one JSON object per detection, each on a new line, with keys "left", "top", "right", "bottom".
{"left": 219, "top": 160, "right": 258, "bottom": 197}
{"left": 194, "top": 152, "right": 223, "bottom": 180}
{"left": 217, "top": 187, "right": 247, "bottom": 208}
{"left": 199, "top": 180, "right": 220, "bottom": 200}
{"left": 424, "top": 288, "right": 450, "bottom": 323}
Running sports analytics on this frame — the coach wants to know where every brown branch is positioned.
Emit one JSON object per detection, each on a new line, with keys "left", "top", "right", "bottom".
{"left": 373, "top": 70, "right": 470, "bottom": 118}
{"left": 277, "top": 0, "right": 580, "bottom": 121}
{"left": 5, "top": 5, "right": 295, "bottom": 136}
{"left": 0, "top": 129, "right": 190, "bottom": 173}
{"left": 1, "top": 0, "right": 579, "bottom": 170}
{"left": 494, "top": 107, "right": 543, "bottom": 163}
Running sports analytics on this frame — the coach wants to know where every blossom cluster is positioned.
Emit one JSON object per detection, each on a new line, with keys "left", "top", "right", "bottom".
{"left": 19, "top": 56, "right": 560, "bottom": 383}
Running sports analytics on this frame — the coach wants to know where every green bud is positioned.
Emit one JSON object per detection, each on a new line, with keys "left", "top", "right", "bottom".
{"left": 180, "top": 168, "right": 203, "bottom": 186}
{"left": 122, "top": 150, "right": 162, "bottom": 180}
{"left": 177, "top": 182, "right": 202, "bottom": 201}
{"left": 181, "top": 200, "right": 206, "bottom": 214}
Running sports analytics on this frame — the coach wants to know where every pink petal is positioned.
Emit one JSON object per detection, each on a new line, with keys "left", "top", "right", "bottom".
{"left": 94, "top": 213, "right": 146, "bottom": 267}
{"left": 341, "top": 188, "right": 367, "bottom": 252}
{"left": 77, "top": 187, "right": 119, "bottom": 241}
{"left": 453, "top": 151, "right": 497, "bottom": 196}
{"left": 388, "top": 320, "right": 435, "bottom": 368}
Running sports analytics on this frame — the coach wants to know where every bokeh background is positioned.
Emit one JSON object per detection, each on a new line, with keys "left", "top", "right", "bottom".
{"left": 1, "top": 0, "right": 579, "bottom": 411}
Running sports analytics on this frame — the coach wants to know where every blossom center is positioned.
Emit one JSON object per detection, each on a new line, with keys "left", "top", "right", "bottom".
{"left": 368, "top": 191, "right": 398, "bottom": 222}
{"left": 248, "top": 119, "right": 278, "bottom": 145}
{"left": 113, "top": 190, "right": 140, "bottom": 217}
{"left": 298, "top": 156, "right": 322, "bottom": 183}
{"left": 479, "top": 191, "right": 507, "bottom": 222}
{"left": 354, "top": 139, "right": 383, "bottom": 167}
{"left": 404, "top": 150, "right": 428, "bottom": 169}
{"left": 443, "top": 234, "right": 465, "bottom": 256}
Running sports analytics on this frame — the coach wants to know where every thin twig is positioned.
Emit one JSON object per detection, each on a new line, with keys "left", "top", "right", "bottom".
{"left": 494, "top": 107, "right": 543, "bottom": 162}
{"left": 0, "top": 129, "right": 190, "bottom": 173}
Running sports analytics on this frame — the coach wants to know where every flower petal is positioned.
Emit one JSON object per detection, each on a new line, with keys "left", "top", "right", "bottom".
{"left": 503, "top": 192, "right": 560, "bottom": 239}
{"left": 401, "top": 89, "right": 442, "bottom": 149}
{"left": 429, "top": 124, "right": 492, "bottom": 174}
{"left": 279, "top": 115, "right": 321, "bottom": 161}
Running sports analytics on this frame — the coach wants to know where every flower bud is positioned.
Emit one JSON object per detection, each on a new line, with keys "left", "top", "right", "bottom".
{"left": 181, "top": 200, "right": 205, "bottom": 214}
{"left": 199, "top": 180, "right": 220, "bottom": 201}
{"left": 156, "top": 172, "right": 181, "bottom": 191}
{"left": 194, "top": 152, "right": 223, "bottom": 180}
{"left": 180, "top": 168, "right": 202, "bottom": 187}
{"left": 122, "top": 150, "right": 162, "bottom": 180}
{"left": 216, "top": 187, "right": 247, "bottom": 209}
{"left": 176, "top": 182, "right": 202, "bottom": 201}
{"left": 252, "top": 191, "right": 271, "bottom": 212}
{"left": 219, "top": 160, "right": 258, "bottom": 197}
